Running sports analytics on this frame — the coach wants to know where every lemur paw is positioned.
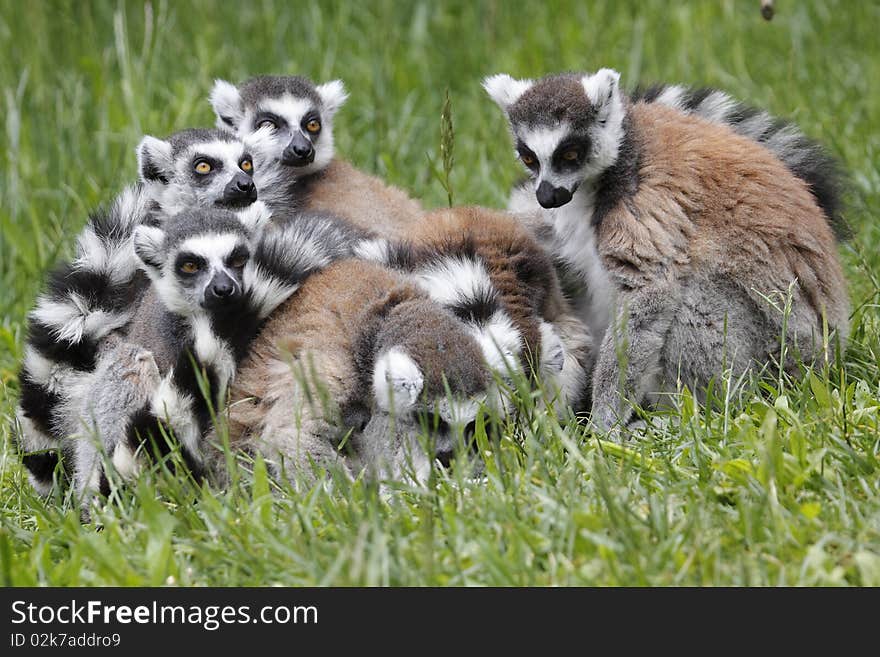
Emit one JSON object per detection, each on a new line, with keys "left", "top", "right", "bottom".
{"left": 539, "top": 321, "right": 566, "bottom": 375}
{"left": 235, "top": 200, "right": 272, "bottom": 234}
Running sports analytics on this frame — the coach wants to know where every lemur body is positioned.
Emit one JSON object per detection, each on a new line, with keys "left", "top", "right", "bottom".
{"left": 485, "top": 70, "right": 849, "bottom": 433}
{"left": 369, "top": 206, "right": 592, "bottom": 410}
{"left": 210, "top": 258, "right": 494, "bottom": 487}
{"left": 65, "top": 205, "right": 364, "bottom": 505}
{"left": 210, "top": 75, "right": 424, "bottom": 239}
{"left": 16, "top": 128, "right": 261, "bottom": 494}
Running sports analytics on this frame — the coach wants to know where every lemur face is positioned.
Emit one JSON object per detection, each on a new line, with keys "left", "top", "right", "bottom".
{"left": 132, "top": 209, "right": 254, "bottom": 316}
{"left": 209, "top": 75, "right": 348, "bottom": 176}
{"left": 366, "top": 298, "right": 505, "bottom": 471}
{"left": 483, "top": 69, "right": 626, "bottom": 209}
{"left": 136, "top": 128, "right": 257, "bottom": 216}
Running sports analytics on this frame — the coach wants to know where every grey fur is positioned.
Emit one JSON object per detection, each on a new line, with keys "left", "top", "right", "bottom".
{"left": 16, "top": 127, "right": 262, "bottom": 495}
{"left": 63, "top": 339, "right": 161, "bottom": 516}
{"left": 488, "top": 70, "right": 849, "bottom": 437}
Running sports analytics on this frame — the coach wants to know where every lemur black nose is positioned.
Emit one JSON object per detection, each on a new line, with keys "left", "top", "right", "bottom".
{"left": 235, "top": 177, "right": 255, "bottom": 193}
{"left": 221, "top": 172, "right": 258, "bottom": 207}
{"left": 536, "top": 181, "right": 574, "bottom": 209}
{"left": 282, "top": 133, "right": 316, "bottom": 166}
{"left": 204, "top": 272, "right": 241, "bottom": 309}
{"left": 212, "top": 281, "right": 234, "bottom": 298}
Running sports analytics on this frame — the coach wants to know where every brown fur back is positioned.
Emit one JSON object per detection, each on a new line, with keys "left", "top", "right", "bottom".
{"left": 226, "top": 259, "right": 418, "bottom": 445}
{"left": 304, "top": 159, "right": 424, "bottom": 238}
{"left": 601, "top": 102, "right": 849, "bottom": 332}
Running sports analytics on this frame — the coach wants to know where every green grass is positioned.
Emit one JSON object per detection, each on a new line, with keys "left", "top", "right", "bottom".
{"left": 1, "top": 0, "right": 879, "bottom": 585}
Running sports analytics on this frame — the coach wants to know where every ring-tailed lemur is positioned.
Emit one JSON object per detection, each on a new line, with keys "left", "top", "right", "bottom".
{"left": 484, "top": 69, "right": 849, "bottom": 434}
{"left": 65, "top": 204, "right": 365, "bottom": 506}
{"left": 209, "top": 75, "right": 424, "bottom": 238}
{"left": 361, "top": 206, "right": 592, "bottom": 411}
{"left": 207, "top": 258, "right": 499, "bottom": 489}
{"left": 16, "top": 127, "right": 262, "bottom": 494}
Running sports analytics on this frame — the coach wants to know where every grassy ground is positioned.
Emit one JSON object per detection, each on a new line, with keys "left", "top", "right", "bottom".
{"left": 1, "top": 0, "right": 878, "bottom": 585}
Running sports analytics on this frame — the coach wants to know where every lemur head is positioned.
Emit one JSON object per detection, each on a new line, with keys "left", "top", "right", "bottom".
{"left": 483, "top": 69, "right": 626, "bottom": 209}
{"left": 366, "top": 297, "right": 499, "bottom": 467}
{"left": 209, "top": 75, "right": 348, "bottom": 176}
{"left": 136, "top": 128, "right": 258, "bottom": 216}
{"left": 132, "top": 208, "right": 262, "bottom": 316}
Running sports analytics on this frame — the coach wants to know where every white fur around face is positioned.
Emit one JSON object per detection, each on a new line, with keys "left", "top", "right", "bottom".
{"left": 148, "top": 139, "right": 251, "bottom": 216}
{"left": 483, "top": 74, "right": 534, "bottom": 112}
{"left": 374, "top": 348, "right": 424, "bottom": 413}
{"left": 169, "top": 232, "right": 243, "bottom": 314}
{"left": 177, "top": 233, "right": 241, "bottom": 268}
{"left": 239, "top": 94, "right": 336, "bottom": 177}
{"left": 518, "top": 123, "right": 585, "bottom": 194}
{"left": 210, "top": 79, "right": 245, "bottom": 130}
{"left": 185, "top": 140, "right": 248, "bottom": 168}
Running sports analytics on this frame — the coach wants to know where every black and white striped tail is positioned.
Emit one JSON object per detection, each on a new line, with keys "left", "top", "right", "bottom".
{"left": 633, "top": 84, "right": 848, "bottom": 240}
{"left": 15, "top": 185, "right": 155, "bottom": 493}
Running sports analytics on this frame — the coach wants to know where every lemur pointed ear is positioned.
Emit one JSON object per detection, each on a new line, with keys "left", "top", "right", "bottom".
{"left": 582, "top": 68, "right": 622, "bottom": 117}
{"left": 210, "top": 79, "right": 245, "bottom": 130}
{"left": 315, "top": 79, "right": 348, "bottom": 118}
{"left": 373, "top": 347, "right": 424, "bottom": 413}
{"left": 136, "top": 136, "right": 174, "bottom": 184}
{"left": 132, "top": 225, "right": 167, "bottom": 275}
{"left": 482, "top": 74, "right": 534, "bottom": 112}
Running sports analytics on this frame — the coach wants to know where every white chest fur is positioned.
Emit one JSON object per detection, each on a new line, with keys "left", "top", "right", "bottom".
{"left": 551, "top": 187, "right": 615, "bottom": 346}
{"left": 510, "top": 183, "right": 615, "bottom": 346}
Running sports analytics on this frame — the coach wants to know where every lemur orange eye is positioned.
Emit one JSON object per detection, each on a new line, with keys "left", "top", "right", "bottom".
{"left": 562, "top": 150, "right": 579, "bottom": 161}
{"left": 194, "top": 160, "right": 212, "bottom": 174}
{"left": 231, "top": 255, "right": 248, "bottom": 268}
{"left": 520, "top": 153, "right": 535, "bottom": 166}
{"left": 240, "top": 159, "right": 253, "bottom": 172}
{"left": 306, "top": 119, "right": 321, "bottom": 133}
{"left": 180, "top": 261, "right": 200, "bottom": 274}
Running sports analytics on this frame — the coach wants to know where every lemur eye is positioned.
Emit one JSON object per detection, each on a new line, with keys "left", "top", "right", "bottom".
{"left": 257, "top": 119, "right": 277, "bottom": 130}
{"left": 194, "top": 160, "right": 212, "bottom": 174}
{"left": 305, "top": 119, "right": 321, "bottom": 133}
{"left": 240, "top": 158, "right": 253, "bottom": 173}
{"left": 562, "top": 150, "right": 579, "bottom": 161}
{"left": 520, "top": 153, "right": 536, "bottom": 166}
{"left": 230, "top": 254, "right": 248, "bottom": 268}
{"left": 179, "top": 261, "right": 201, "bottom": 274}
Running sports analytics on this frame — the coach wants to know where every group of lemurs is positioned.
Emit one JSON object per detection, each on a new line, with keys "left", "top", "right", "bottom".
{"left": 14, "top": 68, "right": 849, "bottom": 515}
